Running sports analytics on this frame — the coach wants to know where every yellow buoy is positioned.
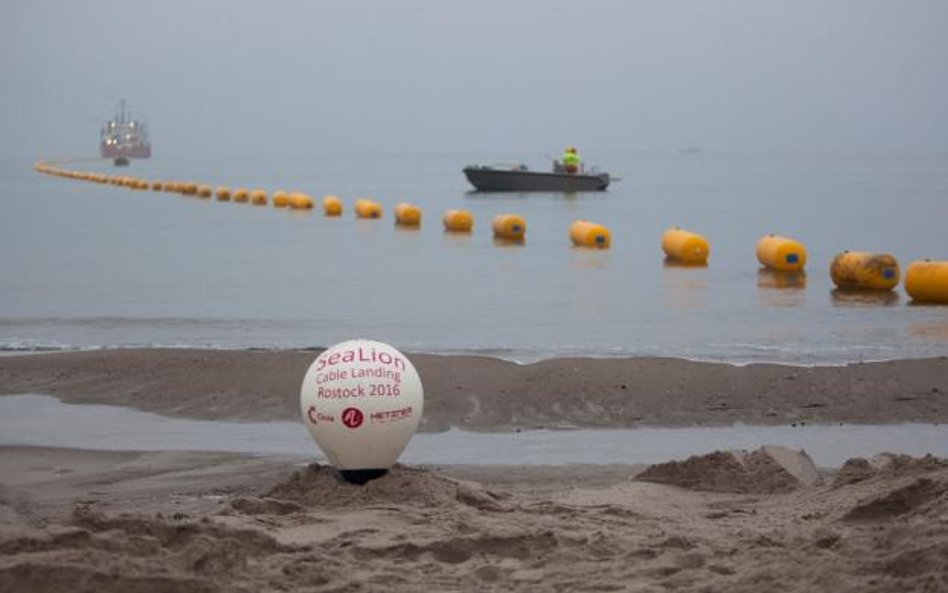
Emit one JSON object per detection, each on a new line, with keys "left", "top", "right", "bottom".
{"left": 394, "top": 203, "right": 422, "bottom": 226}
{"left": 829, "top": 251, "right": 900, "bottom": 291}
{"left": 355, "top": 198, "right": 383, "bottom": 219}
{"left": 273, "top": 191, "right": 290, "bottom": 208}
{"left": 492, "top": 214, "right": 526, "bottom": 241}
{"left": 162, "top": 181, "right": 176, "bottom": 192}
{"left": 151, "top": 181, "right": 162, "bottom": 191}
{"left": 250, "top": 189, "right": 268, "bottom": 205}
{"left": 233, "top": 188, "right": 249, "bottom": 203}
{"left": 182, "top": 182, "right": 198, "bottom": 195}
{"left": 756, "top": 234, "right": 807, "bottom": 272}
{"left": 288, "top": 192, "right": 314, "bottom": 209}
{"left": 569, "top": 220, "right": 611, "bottom": 248}
{"left": 442, "top": 209, "right": 474, "bottom": 232}
{"left": 215, "top": 186, "right": 231, "bottom": 201}
{"left": 323, "top": 195, "right": 343, "bottom": 216}
{"left": 661, "top": 227, "right": 709, "bottom": 264}
{"left": 197, "top": 184, "right": 212, "bottom": 198}
{"left": 904, "top": 260, "right": 948, "bottom": 303}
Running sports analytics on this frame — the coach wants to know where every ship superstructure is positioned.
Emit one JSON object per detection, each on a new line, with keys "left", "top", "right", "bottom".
{"left": 100, "top": 100, "right": 151, "bottom": 165}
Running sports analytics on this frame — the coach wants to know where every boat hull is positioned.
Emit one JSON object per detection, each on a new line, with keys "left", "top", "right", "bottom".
{"left": 101, "top": 142, "right": 151, "bottom": 159}
{"left": 463, "top": 167, "right": 610, "bottom": 192}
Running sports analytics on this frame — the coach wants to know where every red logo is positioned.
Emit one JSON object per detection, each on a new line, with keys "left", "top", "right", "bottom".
{"left": 342, "top": 407, "right": 364, "bottom": 429}
{"left": 307, "top": 406, "right": 318, "bottom": 424}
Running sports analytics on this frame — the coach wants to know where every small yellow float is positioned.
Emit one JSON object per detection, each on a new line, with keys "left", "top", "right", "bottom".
{"left": 394, "top": 203, "right": 422, "bottom": 226}
{"left": 661, "top": 227, "right": 709, "bottom": 264}
{"left": 232, "top": 188, "right": 249, "bottom": 203}
{"left": 288, "top": 192, "right": 314, "bottom": 209}
{"left": 442, "top": 209, "right": 474, "bottom": 232}
{"left": 355, "top": 198, "right": 383, "bottom": 219}
{"left": 323, "top": 195, "right": 343, "bottom": 216}
{"left": 904, "top": 260, "right": 948, "bottom": 303}
{"left": 756, "top": 234, "right": 807, "bottom": 272}
{"left": 829, "top": 251, "right": 900, "bottom": 291}
{"left": 569, "top": 220, "right": 611, "bottom": 248}
{"left": 250, "top": 189, "right": 268, "bottom": 206}
{"left": 272, "top": 191, "right": 290, "bottom": 208}
{"left": 492, "top": 214, "right": 526, "bottom": 241}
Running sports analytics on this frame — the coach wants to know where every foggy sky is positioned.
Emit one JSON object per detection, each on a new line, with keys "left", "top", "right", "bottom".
{"left": 2, "top": 0, "right": 946, "bottom": 160}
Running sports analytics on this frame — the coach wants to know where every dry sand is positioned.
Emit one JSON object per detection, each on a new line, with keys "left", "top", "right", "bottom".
{"left": 1, "top": 446, "right": 946, "bottom": 592}
{"left": 1, "top": 350, "right": 948, "bottom": 591}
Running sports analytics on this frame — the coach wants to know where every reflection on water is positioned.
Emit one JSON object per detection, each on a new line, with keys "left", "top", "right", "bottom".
{"left": 908, "top": 321, "right": 948, "bottom": 340}
{"left": 394, "top": 225, "right": 422, "bottom": 234}
{"left": 757, "top": 269, "right": 807, "bottom": 289}
{"left": 661, "top": 264, "right": 707, "bottom": 311}
{"left": 570, "top": 249, "right": 610, "bottom": 270}
{"left": 2, "top": 395, "right": 948, "bottom": 467}
{"left": 662, "top": 257, "right": 708, "bottom": 269}
{"left": 757, "top": 269, "right": 807, "bottom": 307}
{"left": 491, "top": 237, "right": 525, "bottom": 248}
{"left": 441, "top": 232, "right": 473, "bottom": 249}
{"left": 907, "top": 300, "right": 948, "bottom": 308}
{"left": 831, "top": 289, "right": 900, "bottom": 307}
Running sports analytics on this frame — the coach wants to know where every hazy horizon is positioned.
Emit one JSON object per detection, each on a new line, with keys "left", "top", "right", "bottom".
{"left": 2, "top": 0, "right": 947, "bottom": 161}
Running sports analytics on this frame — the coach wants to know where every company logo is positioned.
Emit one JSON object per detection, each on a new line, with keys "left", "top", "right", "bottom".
{"left": 341, "top": 407, "right": 364, "bottom": 429}
{"left": 371, "top": 406, "right": 414, "bottom": 424}
{"left": 306, "top": 406, "right": 335, "bottom": 425}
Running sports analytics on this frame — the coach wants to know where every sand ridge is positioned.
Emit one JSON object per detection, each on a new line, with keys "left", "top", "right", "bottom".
{"left": 1, "top": 349, "right": 947, "bottom": 428}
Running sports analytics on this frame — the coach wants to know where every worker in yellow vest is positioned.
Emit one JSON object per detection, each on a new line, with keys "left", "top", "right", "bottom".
{"left": 562, "top": 146, "right": 581, "bottom": 174}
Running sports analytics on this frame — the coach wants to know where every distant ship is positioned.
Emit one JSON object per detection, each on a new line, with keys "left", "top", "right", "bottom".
{"left": 100, "top": 100, "right": 151, "bottom": 166}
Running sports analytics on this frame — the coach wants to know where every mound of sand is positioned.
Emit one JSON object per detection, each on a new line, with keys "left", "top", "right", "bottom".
{"left": 244, "top": 463, "right": 509, "bottom": 513}
{"left": 635, "top": 445, "right": 819, "bottom": 494}
{"left": 834, "top": 452, "right": 948, "bottom": 487}
{"left": 837, "top": 454, "right": 948, "bottom": 522}
{"left": 4, "top": 448, "right": 948, "bottom": 592}
{"left": 0, "top": 506, "right": 299, "bottom": 592}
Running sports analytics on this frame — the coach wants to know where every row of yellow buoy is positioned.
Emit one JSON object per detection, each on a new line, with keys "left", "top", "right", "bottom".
{"left": 33, "top": 162, "right": 317, "bottom": 210}
{"left": 33, "top": 162, "right": 948, "bottom": 303}
{"left": 660, "top": 227, "right": 947, "bottom": 303}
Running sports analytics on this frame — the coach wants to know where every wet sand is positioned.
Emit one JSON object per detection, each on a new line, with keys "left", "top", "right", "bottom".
{"left": 1, "top": 350, "right": 947, "bottom": 591}
{"left": 1, "top": 349, "right": 947, "bottom": 429}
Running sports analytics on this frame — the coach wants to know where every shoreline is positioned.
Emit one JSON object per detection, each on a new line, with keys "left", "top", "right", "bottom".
{"left": 1, "top": 348, "right": 946, "bottom": 430}
{"left": 0, "top": 342, "right": 939, "bottom": 368}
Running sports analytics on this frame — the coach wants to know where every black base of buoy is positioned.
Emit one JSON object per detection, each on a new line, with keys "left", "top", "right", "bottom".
{"left": 338, "top": 468, "right": 388, "bottom": 485}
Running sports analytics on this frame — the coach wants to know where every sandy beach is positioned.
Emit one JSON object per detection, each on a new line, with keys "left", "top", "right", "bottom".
{"left": 1, "top": 350, "right": 947, "bottom": 591}
{"left": 1, "top": 349, "right": 947, "bottom": 428}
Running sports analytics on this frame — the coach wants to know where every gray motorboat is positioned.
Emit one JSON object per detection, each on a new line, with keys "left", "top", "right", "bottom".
{"left": 463, "top": 163, "right": 612, "bottom": 192}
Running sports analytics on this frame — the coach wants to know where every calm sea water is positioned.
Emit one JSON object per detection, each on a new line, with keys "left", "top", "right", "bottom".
{"left": 3, "top": 395, "right": 948, "bottom": 466}
{"left": 1, "top": 151, "right": 946, "bottom": 363}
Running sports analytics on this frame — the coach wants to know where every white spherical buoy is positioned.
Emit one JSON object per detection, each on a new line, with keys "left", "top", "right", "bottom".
{"left": 300, "top": 339, "right": 424, "bottom": 484}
